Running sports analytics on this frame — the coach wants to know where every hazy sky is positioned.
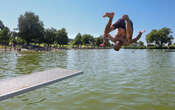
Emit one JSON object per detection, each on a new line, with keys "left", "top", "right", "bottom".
{"left": 0, "top": 0, "right": 175, "bottom": 42}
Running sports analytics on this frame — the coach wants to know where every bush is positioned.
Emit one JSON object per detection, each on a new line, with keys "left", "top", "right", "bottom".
{"left": 123, "top": 45, "right": 146, "bottom": 49}
{"left": 168, "top": 45, "right": 175, "bottom": 49}
{"left": 147, "top": 45, "right": 168, "bottom": 49}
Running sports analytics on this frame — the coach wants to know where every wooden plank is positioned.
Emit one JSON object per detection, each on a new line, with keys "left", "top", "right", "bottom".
{"left": 0, "top": 68, "right": 83, "bottom": 101}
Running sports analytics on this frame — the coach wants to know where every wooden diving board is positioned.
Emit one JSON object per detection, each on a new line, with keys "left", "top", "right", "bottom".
{"left": 0, "top": 68, "right": 83, "bottom": 101}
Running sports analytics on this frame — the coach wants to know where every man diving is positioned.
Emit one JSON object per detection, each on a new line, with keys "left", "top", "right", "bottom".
{"left": 100, "top": 12, "right": 145, "bottom": 51}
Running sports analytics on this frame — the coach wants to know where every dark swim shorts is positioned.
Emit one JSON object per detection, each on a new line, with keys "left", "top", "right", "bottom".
{"left": 112, "top": 18, "right": 133, "bottom": 31}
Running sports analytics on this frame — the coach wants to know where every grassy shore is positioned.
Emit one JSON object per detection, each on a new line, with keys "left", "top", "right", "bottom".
{"left": 0, "top": 44, "right": 175, "bottom": 51}
{"left": 123, "top": 45, "right": 175, "bottom": 49}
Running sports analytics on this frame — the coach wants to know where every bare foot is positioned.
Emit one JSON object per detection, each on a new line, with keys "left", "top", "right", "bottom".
{"left": 139, "top": 30, "right": 146, "bottom": 34}
{"left": 103, "top": 12, "right": 114, "bottom": 18}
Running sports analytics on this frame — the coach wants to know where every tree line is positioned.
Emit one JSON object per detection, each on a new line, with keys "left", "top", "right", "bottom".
{"left": 0, "top": 11, "right": 111, "bottom": 49}
{"left": 125, "top": 27, "right": 174, "bottom": 49}
{"left": 146, "top": 27, "right": 174, "bottom": 48}
{"left": 0, "top": 11, "right": 174, "bottom": 49}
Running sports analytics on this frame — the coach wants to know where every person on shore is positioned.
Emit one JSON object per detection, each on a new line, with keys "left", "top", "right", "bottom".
{"left": 100, "top": 12, "right": 145, "bottom": 51}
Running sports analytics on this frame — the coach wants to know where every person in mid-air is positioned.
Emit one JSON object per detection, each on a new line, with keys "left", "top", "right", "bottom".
{"left": 100, "top": 12, "right": 145, "bottom": 51}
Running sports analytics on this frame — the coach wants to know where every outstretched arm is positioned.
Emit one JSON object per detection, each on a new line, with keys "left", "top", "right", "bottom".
{"left": 129, "top": 30, "right": 145, "bottom": 44}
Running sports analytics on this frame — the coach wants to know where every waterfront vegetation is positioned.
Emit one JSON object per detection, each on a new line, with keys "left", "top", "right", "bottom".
{"left": 0, "top": 11, "right": 174, "bottom": 51}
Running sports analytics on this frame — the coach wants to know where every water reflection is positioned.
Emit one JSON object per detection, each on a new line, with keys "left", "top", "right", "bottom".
{"left": 39, "top": 50, "right": 68, "bottom": 69}
{"left": 0, "top": 49, "right": 175, "bottom": 110}
{"left": 0, "top": 51, "right": 17, "bottom": 78}
{"left": 15, "top": 51, "right": 42, "bottom": 74}
{"left": 15, "top": 50, "right": 69, "bottom": 75}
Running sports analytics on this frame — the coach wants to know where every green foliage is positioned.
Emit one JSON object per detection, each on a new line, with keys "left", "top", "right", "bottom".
{"left": 73, "top": 33, "right": 82, "bottom": 45}
{"left": 10, "top": 31, "right": 18, "bottom": 44}
{"left": 43, "top": 28, "right": 56, "bottom": 46}
{"left": 123, "top": 41, "right": 146, "bottom": 49}
{"left": 138, "top": 41, "right": 144, "bottom": 46}
{"left": 94, "top": 36, "right": 103, "bottom": 46}
{"left": 123, "top": 46, "right": 146, "bottom": 49}
{"left": 2, "top": 12, "right": 175, "bottom": 50}
{"left": 0, "top": 20, "right": 10, "bottom": 45}
{"left": 18, "top": 12, "right": 44, "bottom": 44}
{"left": 147, "top": 45, "right": 168, "bottom": 49}
{"left": 146, "top": 27, "right": 174, "bottom": 47}
{"left": 0, "top": 20, "right": 5, "bottom": 29}
{"left": 0, "top": 27, "right": 11, "bottom": 45}
{"left": 168, "top": 44, "right": 175, "bottom": 49}
{"left": 10, "top": 32, "right": 25, "bottom": 45}
{"left": 55, "top": 28, "right": 69, "bottom": 46}
{"left": 15, "top": 37, "right": 25, "bottom": 45}
{"left": 81, "top": 34, "right": 94, "bottom": 45}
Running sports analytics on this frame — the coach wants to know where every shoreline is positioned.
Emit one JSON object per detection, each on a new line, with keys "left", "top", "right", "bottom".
{"left": 0, "top": 47, "right": 175, "bottom": 52}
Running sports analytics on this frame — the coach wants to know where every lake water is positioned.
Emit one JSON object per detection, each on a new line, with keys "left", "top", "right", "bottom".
{"left": 0, "top": 49, "right": 175, "bottom": 110}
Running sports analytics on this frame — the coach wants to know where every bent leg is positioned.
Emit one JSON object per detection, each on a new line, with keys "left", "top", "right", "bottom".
{"left": 104, "top": 17, "right": 113, "bottom": 35}
{"left": 126, "top": 20, "right": 133, "bottom": 41}
{"left": 103, "top": 12, "right": 114, "bottom": 35}
{"left": 123, "top": 15, "right": 133, "bottom": 41}
{"left": 100, "top": 12, "right": 114, "bottom": 47}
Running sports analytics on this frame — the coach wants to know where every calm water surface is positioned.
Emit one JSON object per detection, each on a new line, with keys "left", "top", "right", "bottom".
{"left": 0, "top": 49, "right": 175, "bottom": 110}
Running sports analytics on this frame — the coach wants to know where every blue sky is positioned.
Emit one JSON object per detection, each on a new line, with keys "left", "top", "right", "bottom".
{"left": 0, "top": 0, "right": 175, "bottom": 43}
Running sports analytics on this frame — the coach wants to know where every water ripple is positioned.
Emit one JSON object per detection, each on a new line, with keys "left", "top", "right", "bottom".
{"left": 0, "top": 49, "right": 175, "bottom": 110}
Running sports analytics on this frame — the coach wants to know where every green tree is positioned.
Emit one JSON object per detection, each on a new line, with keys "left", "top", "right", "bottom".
{"left": 0, "top": 20, "right": 5, "bottom": 30}
{"left": 104, "top": 39, "right": 111, "bottom": 47}
{"left": 18, "top": 12, "right": 44, "bottom": 45}
{"left": 10, "top": 31, "right": 18, "bottom": 45}
{"left": 55, "top": 28, "right": 69, "bottom": 47}
{"left": 94, "top": 36, "right": 103, "bottom": 47}
{"left": 138, "top": 41, "right": 144, "bottom": 46}
{"left": 16, "top": 37, "right": 25, "bottom": 45}
{"left": 73, "top": 33, "right": 82, "bottom": 47}
{"left": 81, "top": 34, "right": 94, "bottom": 45}
{"left": 43, "top": 28, "right": 56, "bottom": 47}
{"left": 146, "top": 27, "right": 174, "bottom": 47}
{"left": 10, "top": 35, "right": 25, "bottom": 45}
{"left": 0, "top": 27, "right": 11, "bottom": 45}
